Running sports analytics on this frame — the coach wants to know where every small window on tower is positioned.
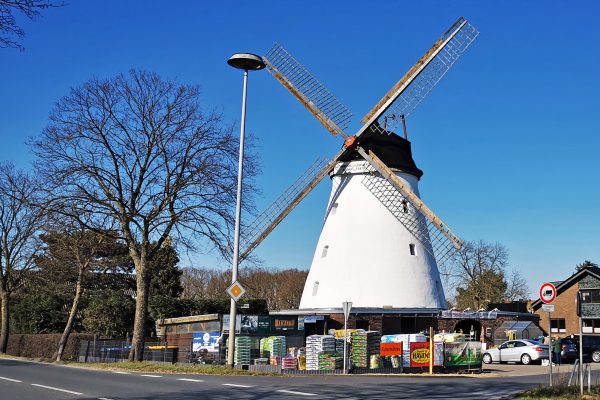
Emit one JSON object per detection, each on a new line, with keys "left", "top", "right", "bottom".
{"left": 331, "top": 202, "right": 338, "bottom": 214}
{"left": 402, "top": 200, "right": 408, "bottom": 213}
{"left": 312, "top": 281, "right": 319, "bottom": 296}
{"left": 409, "top": 244, "right": 416, "bottom": 256}
{"left": 321, "top": 245, "right": 329, "bottom": 258}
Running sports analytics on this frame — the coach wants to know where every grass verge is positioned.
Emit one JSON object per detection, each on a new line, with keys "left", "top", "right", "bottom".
{"left": 517, "top": 385, "right": 600, "bottom": 399}
{"left": 65, "top": 361, "right": 280, "bottom": 376}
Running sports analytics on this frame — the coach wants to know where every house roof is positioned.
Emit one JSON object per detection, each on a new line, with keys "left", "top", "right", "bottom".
{"left": 531, "top": 265, "right": 600, "bottom": 310}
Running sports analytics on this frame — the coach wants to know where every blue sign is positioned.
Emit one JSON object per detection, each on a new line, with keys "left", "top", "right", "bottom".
{"left": 193, "top": 331, "right": 220, "bottom": 352}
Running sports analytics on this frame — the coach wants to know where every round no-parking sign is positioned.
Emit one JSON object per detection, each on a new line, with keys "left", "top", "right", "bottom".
{"left": 539, "top": 282, "right": 557, "bottom": 304}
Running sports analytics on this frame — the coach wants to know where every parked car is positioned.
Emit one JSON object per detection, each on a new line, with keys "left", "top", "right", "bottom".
{"left": 482, "top": 340, "right": 550, "bottom": 365}
{"left": 579, "top": 335, "right": 600, "bottom": 362}
{"left": 559, "top": 337, "right": 578, "bottom": 363}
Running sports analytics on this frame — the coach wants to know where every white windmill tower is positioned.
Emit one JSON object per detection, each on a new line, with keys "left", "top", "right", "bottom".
{"left": 237, "top": 17, "right": 479, "bottom": 310}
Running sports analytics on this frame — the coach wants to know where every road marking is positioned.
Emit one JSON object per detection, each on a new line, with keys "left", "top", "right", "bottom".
{"left": 222, "top": 383, "right": 253, "bottom": 388}
{"left": 31, "top": 384, "right": 83, "bottom": 395}
{"left": 112, "top": 371, "right": 130, "bottom": 374}
{"left": 277, "top": 389, "right": 318, "bottom": 396}
{"left": 99, "top": 398, "right": 115, "bottom": 400}
{"left": 140, "top": 374, "right": 162, "bottom": 378}
{"left": 177, "top": 378, "right": 204, "bottom": 382}
{"left": 0, "top": 376, "right": 22, "bottom": 383}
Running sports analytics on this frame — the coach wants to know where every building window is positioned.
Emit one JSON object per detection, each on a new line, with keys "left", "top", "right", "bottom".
{"left": 550, "top": 318, "right": 566, "bottom": 333}
{"left": 331, "top": 202, "right": 338, "bottom": 214}
{"left": 581, "top": 289, "right": 600, "bottom": 303}
{"left": 583, "top": 319, "right": 600, "bottom": 334}
{"left": 321, "top": 245, "right": 329, "bottom": 258}
{"left": 312, "top": 281, "right": 319, "bottom": 296}
{"left": 409, "top": 243, "right": 416, "bottom": 256}
{"left": 401, "top": 200, "right": 408, "bottom": 213}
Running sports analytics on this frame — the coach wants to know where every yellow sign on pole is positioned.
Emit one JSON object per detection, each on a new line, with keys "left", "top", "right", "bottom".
{"left": 226, "top": 281, "right": 246, "bottom": 302}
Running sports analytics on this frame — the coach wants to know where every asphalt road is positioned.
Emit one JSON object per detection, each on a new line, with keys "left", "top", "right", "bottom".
{"left": 0, "top": 358, "right": 573, "bottom": 399}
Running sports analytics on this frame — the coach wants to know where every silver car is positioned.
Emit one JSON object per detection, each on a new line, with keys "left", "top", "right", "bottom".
{"left": 483, "top": 340, "right": 550, "bottom": 365}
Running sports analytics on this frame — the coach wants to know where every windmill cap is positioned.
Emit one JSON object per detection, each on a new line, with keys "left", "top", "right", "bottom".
{"left": 339, "top": 130, "right": 423, "bottom": 179}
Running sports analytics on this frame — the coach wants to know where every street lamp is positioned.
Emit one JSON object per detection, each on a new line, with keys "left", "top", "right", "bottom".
{"left": 226, "top": 53, "right": 265, "bottom": 368}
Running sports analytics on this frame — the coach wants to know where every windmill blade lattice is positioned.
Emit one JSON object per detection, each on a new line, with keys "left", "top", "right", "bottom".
{"left": 363, "top": 17, "right": 479, "bottom": 135}
{"left": 362, "top": 171, "right": 457, "bottom": 267}
{"left": 264, "top": 44, "right": 353, "bottom": 137}
{"left": 240, "top": 157, "right": 335, "bottom": 260}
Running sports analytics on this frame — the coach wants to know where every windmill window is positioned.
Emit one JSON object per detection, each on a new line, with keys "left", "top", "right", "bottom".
{"left": 409, "top": 244, "right": 416, "bottom": 256}
{"left": 312, "top": 281, "right": 319, "bottom": 296}
{"left": 331, "top": 202, "right": 338, "bottom": 214}
{"left": 321, "top": 245, "right": 329, "bottom": 258}
{"left": 401, "top": 200, "right": 408, "bottom": 213}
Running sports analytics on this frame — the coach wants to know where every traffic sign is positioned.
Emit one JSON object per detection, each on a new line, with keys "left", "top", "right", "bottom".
{"left": 542, "top": 304, "right": 555, "bottom": 312}
{"left": 226, "top": 281, "right": 246, "bottom": 302}
{"left": 539, "top": 282, "right": 557, "bottom": 304}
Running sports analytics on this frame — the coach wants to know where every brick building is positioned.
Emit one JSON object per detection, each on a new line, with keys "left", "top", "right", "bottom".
{"left": 531, "top": 265, "right": 600, "bottom": 338}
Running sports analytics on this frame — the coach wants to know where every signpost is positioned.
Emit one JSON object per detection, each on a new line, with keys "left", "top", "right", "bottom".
{"left": 540, "top": 282, "right": 557, "bottom": 387}
{"left": 342, "top": 301, "right": 352, "bottom": 374}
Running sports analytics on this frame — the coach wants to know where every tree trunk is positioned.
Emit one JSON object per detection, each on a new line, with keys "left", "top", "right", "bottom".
{"left": 56, "top": 268, "right": 85, "bottom": 362}
{"left": 0, "top": 290, "right": 9, "bottom": 354}
{"left": 129, "top": 258, "right": 149, "bottom": 362}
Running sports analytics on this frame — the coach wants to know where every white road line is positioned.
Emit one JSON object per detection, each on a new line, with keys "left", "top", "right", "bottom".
{"left": 98, "top": 398, "right": 115, "bottom": 400}
{"left": 112, "top": 371, "right": 130, "bottom": 374}
{"left": 31, "top": 383, "right": 83, "bottom": 395}
{"left": 177, "top": 378, "right": 204, "bottom": 382}
{"left": 277, "top": 389, "right": 318, "bottom": 396}
{"left": 140, "top": 374, "right": 163, "bottom": 378}
{"left": 0, "top": 376, "right": 22, "bottom": 383}
{"left": 222, "top": 383, "right": 254, "bottom": 388}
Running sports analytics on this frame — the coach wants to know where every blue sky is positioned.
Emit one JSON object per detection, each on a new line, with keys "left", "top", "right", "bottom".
{"left": 1, "top": 1, "right": 599, "bottom": 298}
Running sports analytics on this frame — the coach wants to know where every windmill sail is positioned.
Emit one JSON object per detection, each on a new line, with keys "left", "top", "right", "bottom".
{"left": 240, "top": 156, "right": 340, "bottom": 260}
{"left": 360, "top": 17, "right": 479, "bottom": 136}
{"left": 263, "top": 44, "right": 353, "bottom": 137}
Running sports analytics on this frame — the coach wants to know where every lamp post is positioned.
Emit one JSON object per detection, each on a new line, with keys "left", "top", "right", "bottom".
{"left": 226, "top": 53, "right": 265, "bottom": 368}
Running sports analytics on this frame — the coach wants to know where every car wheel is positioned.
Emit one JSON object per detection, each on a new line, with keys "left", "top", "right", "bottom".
{"left": 592, "top": 351, "right": 600, "bottom": 363}
{"left": 521, "top": 354, "right": 532, "bottom": 365}
{"left": 482, "top": 353, "right": 492, "bottom": 364}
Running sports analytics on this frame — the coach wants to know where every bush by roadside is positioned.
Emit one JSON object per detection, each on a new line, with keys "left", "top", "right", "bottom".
{"left": 517, "top": 385, "right": 600, "bottom": 399}
{"left": 6, "top": 333, "right": 94, "bottom": 361}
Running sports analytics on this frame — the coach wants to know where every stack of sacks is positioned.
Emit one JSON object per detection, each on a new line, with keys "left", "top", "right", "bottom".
{"left": 305, "top": 335, "right": 335, "bottom": 371}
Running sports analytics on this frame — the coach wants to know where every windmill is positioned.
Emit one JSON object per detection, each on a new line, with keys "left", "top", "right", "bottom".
{"left": 239, "top": 17, "right": 478, "bottom": 309}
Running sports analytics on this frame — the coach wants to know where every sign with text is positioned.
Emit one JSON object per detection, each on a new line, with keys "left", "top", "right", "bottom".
{"left": 192, "top": 331, "right": 220, "bottom": 352}
{"left": 380, "top": 342, "right": 403, "bottom": 356}
{"left": 272, "top": 316, "right": 297, "bottom": 331}
{"left": 409, "top": 342, "right": 431, "bottom": 368}
{"left": 542, "top": 304, "right": 555, "bottom": 312}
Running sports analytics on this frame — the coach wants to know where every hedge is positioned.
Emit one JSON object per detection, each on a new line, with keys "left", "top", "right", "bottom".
{"left": 6, "top": 333, "right": 94, "bottom": 361}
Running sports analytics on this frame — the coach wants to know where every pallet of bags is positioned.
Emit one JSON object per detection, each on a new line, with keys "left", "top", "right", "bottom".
{"left": 305, "top": 335, "right": 335, "bottom": 371}
{"left": 234, "top": 336, "right": 252, "bottom": 365}
{"left": 281, "top": 355, "right": 298, "bottom": 370}
{"left": 318, "top": 351, "right": 342, "bottom": 370}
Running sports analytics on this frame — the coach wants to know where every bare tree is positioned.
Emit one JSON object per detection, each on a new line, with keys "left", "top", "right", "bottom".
{"left": 504, "top": 269, "right": 530, "bottom": 301}
{"left": 0, "top": 163, "right": 44, "bottom": 353}
{"left": 444, "top": 240, "right": 510, "bottom": 310}
{"left": 0, "top": 0, "right": 62, "bottom": 50}
{"left": 31, "top": 70, "right": 256, "bottom": 361}
{"left": 181, "top": 266, "right": 308, "bottom": 310}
